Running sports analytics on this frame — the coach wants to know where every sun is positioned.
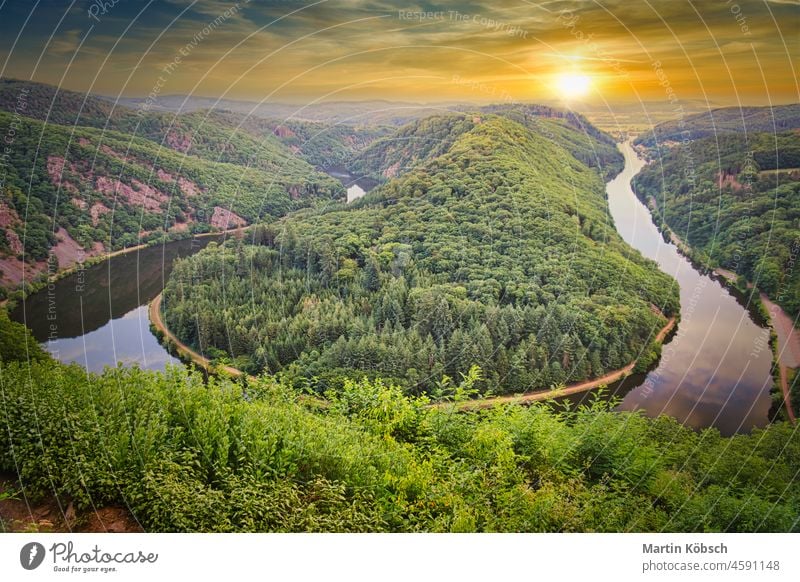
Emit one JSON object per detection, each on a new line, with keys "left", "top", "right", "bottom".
{"left": 555, "top": 73, "right": 591, "bottom": 99}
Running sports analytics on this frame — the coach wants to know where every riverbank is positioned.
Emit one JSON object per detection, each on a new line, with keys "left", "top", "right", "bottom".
{"left": 439, "top": 317, "right": 676, "bottom": 411}
{"left": 761, "top": 293, "right": 799, "bottom": 424}
{"left": 149, "top": 291, "right": 248, "bottom": 379}
{"left": 0, "top": 227, "right": 247, "bottom": 311}
{"left": 152, "top": 287, "right": 676, "bottom": 413}
{"left": 641, "top": 188, "right": 797, "bottom": 423}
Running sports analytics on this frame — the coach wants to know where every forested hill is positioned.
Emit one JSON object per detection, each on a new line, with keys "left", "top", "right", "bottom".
{"left": 351, "top": 107, "right": 622, "bottom": 181}
{"left": 0, "top": 78, "right": 372, "bottom": 175}
{"left": 0, "top": 79, "right": 375, "bottom": 293}
{"left": 635, "top": 103, "right": 800, "bottom": 146}
{"left": 163, "top": 113, "right": 678, "bottom": 395}
{"left": 0, "top": 110, "right": 341, "bottom": 291}
{"left": 633, "top": 129, "right": 800, "bottom": 316}
{"left": 207, "top": 110, "right": 391, "bottom": 169}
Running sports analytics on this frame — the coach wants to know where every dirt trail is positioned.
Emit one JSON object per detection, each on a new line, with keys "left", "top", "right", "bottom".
{"left": 149, "top": 292, "right": 246, "bottom": 378}
{"left": 442, "top": 317, "right": 676, "bottom": 411}
{"left": 778, "top": 364, "right": 797, "bottom": 424}
{"left": 759, "top": 293, "right": 799, "bottom": 424}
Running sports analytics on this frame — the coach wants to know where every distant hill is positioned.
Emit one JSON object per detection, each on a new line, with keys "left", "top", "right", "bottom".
{"left": 633, "top": 128, "right": 800, "bottom": 316}
{"left": 635, "top": 104, "right": 800, "bottom": 146}
{"left": 351, "top": 105, "right": 623, "bottom": 182}
{"left": 113, "top": 92, "right": 470, "bottom": 126}
{"left": 0, "top": 81, "right": 344, "bottom": 287}
{"left": 0, "top": 79, "right": 357, "bottom": 176}
{"left": 206, "top": 110, "right": 391, "bottom": 169}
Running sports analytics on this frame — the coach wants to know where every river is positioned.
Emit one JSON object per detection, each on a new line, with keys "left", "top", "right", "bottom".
{"left": 325, "top": 165, "right": 379, "bottom": 202}
{"left": 10, "top": 236, "right": 222, "bottom": 372}
{"left": 10, "top": 163, "right": 379, "bottom": 371}
{"left": 13, "top": 145, "right": 774, "bottom": 434}
{"left": 565, "top": 141, "right": 774, "bottom": 435}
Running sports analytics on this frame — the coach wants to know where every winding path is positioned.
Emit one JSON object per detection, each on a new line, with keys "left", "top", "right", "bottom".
{"left": 151, "top": 288, "right": 676, "bottom": 413}
{"left": 149, "top": 292, "right": 247, "bottom": 379}
{"left": 441, "top": 317, "right": 676, "bottom": 411}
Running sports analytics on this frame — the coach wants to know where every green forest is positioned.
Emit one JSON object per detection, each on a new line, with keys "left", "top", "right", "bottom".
{"left": 633, "top": 131, "right": 800, "bottom": 316}
{"left": 635, "top": 104, "right": 800, "bottom": 146}
{"left": 350, "top": 105, "right": 623, "bottom": 181}
{"left": 2, "top": 80, "right": 797, "bottom": 535}
{"left": 0, "top": 78, "right": 384, "bottom": 174}
{"left": 1, "top": 314, "right": 798, "bottom": 533}
{"left": 162, "top": 113, "right": 678, "bottom": 396}
{"left": 0, "top": 109, "right": 343, "bottom": 263}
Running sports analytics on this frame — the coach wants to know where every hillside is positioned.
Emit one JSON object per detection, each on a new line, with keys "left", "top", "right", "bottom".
{"left": 633, "top": 127, "right": 800, "bottom": 317}
{"left": 162, "top": 114, "right": 678, "bottom": 394}
{"left": 635, "top": 104, "right": 800, "bottom": 146}
{"left": 0, "top": 111, "right": 342, "bottom": 291}
{"left": 0, "top": 79, "right": 358, "bottom": 179}
{"left": 207, "top": 110, "right": 390, "bottom": 169}
{"left": 113, "top": 93, "right": 471, "bottom": 126}
{"left": 1, "top": 316, "right": 798, "bottom": 533}
{"left": 351, "top": 106, "right": 623, "bottom": 182}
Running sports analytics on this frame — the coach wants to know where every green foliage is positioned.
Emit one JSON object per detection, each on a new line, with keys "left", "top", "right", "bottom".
{"left": 0, "top": 79, "right": 346, "bottom": 275}
{"left": 350, "top": 107, "right": 623, "bottom": 182}
{"left": 0, "top": 78, "right": 361, "bottom": 184}
{"left": 0, "top": 108, "right": 343, "bottom": 264}
{"left": 163, "top": 115, "right": 677, "bottom": 396}
{"left": 0, "top": 310, "right": 48, "bottom": 363}
{"left": 634, "top": 131, "right": 800, "bottom": 316}
{"left": 1, "top": 358, "right": 798, "bottom": 532}
{"left": 635, "top": 104, "right": 800, "bottom": 146}
{"left": 209, "top": 111, "right": 391, "bottom": 169}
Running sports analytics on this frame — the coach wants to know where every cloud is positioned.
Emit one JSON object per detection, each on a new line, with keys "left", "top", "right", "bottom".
{"left": 0, "top": 0, "right": 796, "bottom": 104}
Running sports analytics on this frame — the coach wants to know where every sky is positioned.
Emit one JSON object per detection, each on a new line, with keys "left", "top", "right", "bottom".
{"left": 0, "top": 0, "right": 797, "bottom": 107}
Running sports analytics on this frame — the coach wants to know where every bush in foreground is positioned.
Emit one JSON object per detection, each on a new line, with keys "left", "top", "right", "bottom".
{"left": 1, "top": 355, "right": 797, "bottom": 532}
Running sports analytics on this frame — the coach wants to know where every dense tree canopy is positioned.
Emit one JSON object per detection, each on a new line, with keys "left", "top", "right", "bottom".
{"left": 634, "top": 131, "right": 800, "bottom": 316}
{"left": 163, "top": 114, "right": 678, "bottom": 395}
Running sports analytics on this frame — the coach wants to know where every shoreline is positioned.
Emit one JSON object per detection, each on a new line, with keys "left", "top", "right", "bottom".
{"left": 0, "top": 227, "right": 247, "bottom": 310}
{"left": 640, "top": 169, "right": 797, "bottom": 424}
{"left": 151, "top": 288, "right": 676, "bottom": 413}
{"left": 440, "top": 316, "right": 676, "bottom": 411}
{"left": 148, "top": 291, "right": 249, "bottom": 379}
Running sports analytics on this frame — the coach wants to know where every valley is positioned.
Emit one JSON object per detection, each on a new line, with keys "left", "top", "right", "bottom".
{"left": 1, "top": 81, "right": 798, "bottom": 534}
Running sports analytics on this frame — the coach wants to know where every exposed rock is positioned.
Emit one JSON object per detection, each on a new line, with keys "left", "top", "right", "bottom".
{"left": 383, "top": 161, "right": 401, "bottom": 179}
{"left": 166, "top": 130, "right": 193, "bottom": 153}
{"left": 95, "top": 176, "right": 165, "bottom": 212}
{"left": 51, "top": 227, "right": 86, "bottom": 270}
{"left": 273, "top": 125, "right": 296, "bottom": 138}
{"left": 0, "top": 202, "right": 19, "bottom": 229}
{"left": 210, "top": 206, "right": 247, "bottom": 229}
{"left": 5, "top": 230, "right": 23, "bottom": 255}
{"left": 90, "top": 202, "right": 110, "bottom": 226}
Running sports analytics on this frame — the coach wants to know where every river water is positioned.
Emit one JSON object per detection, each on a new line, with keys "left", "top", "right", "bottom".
{"left": 11, "top": 162, "right": 378, "bottom": 371}
{"left": 13, "top": 145, "right": 774, "bottom": 434}
{"left": 325, "top": 165, "right": 378, "bottom": 202}
{"left": 10, "top": 236, "right": 220, "bottom": 372}
{"left": 574, "top": 141, "right": 774, "bottom": 435}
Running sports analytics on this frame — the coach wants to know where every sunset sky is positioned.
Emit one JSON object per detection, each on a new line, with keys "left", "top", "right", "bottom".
{"left": 0, "top": 0, "right": 797, "bottom": 107}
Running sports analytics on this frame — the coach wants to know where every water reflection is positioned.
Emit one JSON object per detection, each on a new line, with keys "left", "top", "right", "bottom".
{"left": 11, "top": 236, "right": 219, "bottom": 371}
{"left": 565, "top": 142, "right": 773, "bottom": 435}
{"left": 324, "top": 165, "right": 378, "bottom": 203}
